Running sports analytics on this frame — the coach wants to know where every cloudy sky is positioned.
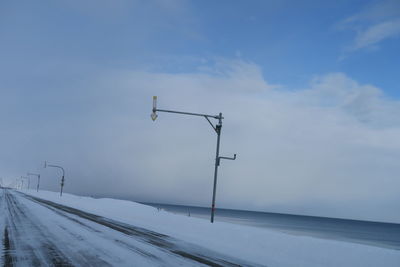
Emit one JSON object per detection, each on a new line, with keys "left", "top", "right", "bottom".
{"left": 1, "top": 0, "right": 400, "bottom": 223}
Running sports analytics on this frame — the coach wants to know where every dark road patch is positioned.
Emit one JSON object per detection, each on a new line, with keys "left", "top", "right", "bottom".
{"left": 41, "top": 243, "right": 75, "bottom": 267}
{"left": 3, "top": 227, "right": 13, "bottom": 267}
{"left": 172, "top": 250, "right": 227, "bottom": 267}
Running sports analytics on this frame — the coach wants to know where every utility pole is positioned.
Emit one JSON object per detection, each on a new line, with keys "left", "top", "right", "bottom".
{"left": 27, "top": 173, "right": 41, "bottom": 192}
{"left": 44, "top": 161, "right": 65, "bottom": 196}
{"left": 151, "top": 96, "right": 236, "bottom": 223}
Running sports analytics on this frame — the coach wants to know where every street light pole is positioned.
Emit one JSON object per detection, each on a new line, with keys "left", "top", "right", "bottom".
{"left": 17, "top": 178, "right": 24, "bottom": 190}
{"left": 27, "top": 173, "right": 41, "bottom": 192}
{"left": 44, "top": 161, "right": 65, "bottom": 196}
{"left": 151, "top": 96, "right": 236, "bottom": 223}
{"left": 15, "top": 178, "right": 20, "bottom": 190}
{"left": 21, "top": 176, "right": 30, "bottom": 190}
{"left": 17, "top": 176, "right": 24, "bottom": 190}
{"left": 16, "top": 178, "right": 22, "bottom": 190}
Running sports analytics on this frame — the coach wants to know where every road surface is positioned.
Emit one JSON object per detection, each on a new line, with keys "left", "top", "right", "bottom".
{"left": 0, "top": 189, "right": 261, "bottom": 267}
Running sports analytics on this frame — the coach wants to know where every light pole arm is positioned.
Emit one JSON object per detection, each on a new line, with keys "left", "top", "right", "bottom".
{"left": 27, "top": 173, "right": 40, "bottom": 178}
{"left": 155, "top": 109, "right": 222, "bottom": 120}
{"left": 204, "top": 116, "right": 218, "bottom": 133}
{"left": 220, "top": 154, "right": 237, "bottom": 161}
{"left": 155, "top": 109, "right": 223, "bottom": 133}
{"left": 46, "top": 164, "right": 65, "bottom": 177}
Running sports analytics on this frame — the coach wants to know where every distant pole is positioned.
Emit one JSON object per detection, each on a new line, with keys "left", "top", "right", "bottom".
{"left": 21, "top": 176, "right": 30, "bottom": 190}
{"left": 27, "top": 173, "right": 41, "bottom": 192}
{"left": 151, "top": 96, "right": 236, "bottom": 223}
{"left": 19, "top": 178, "right": 24, "bottom": 190}
{"left": 44, "top": 161, "right": 65, "bottom": 196}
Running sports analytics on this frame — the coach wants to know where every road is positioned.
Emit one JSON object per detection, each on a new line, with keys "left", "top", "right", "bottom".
{"left": 0, "top": 189, "right": 261, "bottom": 267}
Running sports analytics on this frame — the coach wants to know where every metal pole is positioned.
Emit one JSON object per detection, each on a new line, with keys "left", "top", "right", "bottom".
{"left": 44, "top": 162, "right": 65, "bottom": 197}
{"left": 21, "top": 176, "right": 29, "bottom": 190}
{"left": 28, "top": 173, "right": 41, "bottom": 192}
{"left": 152, "top": 97, "right": 236, "bottom": 223}
{"left": 211, "top": 113, "right": 222, "bottom": 223}
{"left": 60, "top": 175, "right": 64, "bottom": 196}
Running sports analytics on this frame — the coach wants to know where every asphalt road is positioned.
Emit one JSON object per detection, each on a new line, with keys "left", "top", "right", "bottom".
{"left": 0, "top": 189, "right": 261, "bottom": 267}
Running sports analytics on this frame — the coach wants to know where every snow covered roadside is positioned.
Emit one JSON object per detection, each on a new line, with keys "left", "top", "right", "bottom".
{"left": 19, "top": 189, "right": 400, "bottom": 267}
{"left": 0, "top": 189, "right": 5, "bottom": 266}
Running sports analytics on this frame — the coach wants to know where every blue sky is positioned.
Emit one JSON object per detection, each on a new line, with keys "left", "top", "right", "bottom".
{"left": 2, "top": 0, "right": 399, "bottom": 93}
{"left": 1, "top": 0, "right": 400, "bottom": 222}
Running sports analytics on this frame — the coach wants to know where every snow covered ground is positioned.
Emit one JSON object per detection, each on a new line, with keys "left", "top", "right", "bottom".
{"left": 2, "top": 188, "right": 400, "bottom": 267}
{"left": 0, "top": 188, "right": 255, "bottom": 266}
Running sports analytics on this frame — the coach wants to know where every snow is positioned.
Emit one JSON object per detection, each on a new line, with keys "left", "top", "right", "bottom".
{"left": 3, "top": 189, "right": 237, "bottom": 266}
{"left": 0, "top": 189, "right": 5, "bottom": 266}
{"left": 16, "top": 189, "right": 400, "bottom": 267}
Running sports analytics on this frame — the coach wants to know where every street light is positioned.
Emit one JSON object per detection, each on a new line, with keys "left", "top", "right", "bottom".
{"left": 27, "top": 172, "right": 41, "bottom": 192}
{"left": 21, "top": 176, "right": 30, "bottom": 190}
{"left": 15, "top": 178, "right": 20, "bottom": 190}
{"left": 16, "top": 178, "right": 22, "bottom": 190}
{"left": 151, "top": 96, "right": 236, "bottom": 223}
{"left": 44, "top": 161, "right": 65, "bottom": 196}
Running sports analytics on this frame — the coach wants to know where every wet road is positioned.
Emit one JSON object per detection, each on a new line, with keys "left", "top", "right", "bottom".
{"left": 0, "top": 189, "right": 260, "bottom": 267}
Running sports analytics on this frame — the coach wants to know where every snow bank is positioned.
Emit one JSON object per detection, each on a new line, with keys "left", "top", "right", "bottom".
{"left": 19, "top": 189, "right": 400, "bottom": 267}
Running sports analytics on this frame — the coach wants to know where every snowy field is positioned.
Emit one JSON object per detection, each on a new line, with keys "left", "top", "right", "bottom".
{"left": 2, "top": 188, "right": 399, "bottom": 267}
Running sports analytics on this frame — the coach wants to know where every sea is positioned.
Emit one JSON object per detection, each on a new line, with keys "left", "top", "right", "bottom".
{"left": 142, "top": 202, "right": 400, "bottom": 250}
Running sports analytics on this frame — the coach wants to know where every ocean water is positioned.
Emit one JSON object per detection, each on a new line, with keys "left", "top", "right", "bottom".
{"left": 143, "top": 203, "right": 400, "bottom": 250}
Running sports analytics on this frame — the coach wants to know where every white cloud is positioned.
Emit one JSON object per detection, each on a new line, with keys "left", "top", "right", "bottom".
{"left": 91, "top": 60, "right": 400, "bottom": 222}
{"left": 354, "top": 19, "right": 400, "bottom": 50}
{"left": 2, "top": 59, "right": 400, "bottom": 223}
{"left": 338, "top": 0, "right": 400, "bottom": 52}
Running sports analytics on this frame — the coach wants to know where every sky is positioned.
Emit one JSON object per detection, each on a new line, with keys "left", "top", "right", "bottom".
{"left": 1, "top": 0, "right": 400, "bottom": 223}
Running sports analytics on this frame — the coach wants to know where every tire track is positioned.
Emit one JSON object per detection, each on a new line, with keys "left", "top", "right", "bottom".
{"left": 21, "top": 193, "right": 255, "bottom": 267}
{"left": 3, "top": 227, "right": 13, "bottom": 267}
{"left": 22, "top": 197, "right": 162, "bottom": 261}
{"left": 4, "top": 190, "right": 120, "bottom": 267}
{"left": 4, "top": 190, "right": 73, "bottom": 267}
